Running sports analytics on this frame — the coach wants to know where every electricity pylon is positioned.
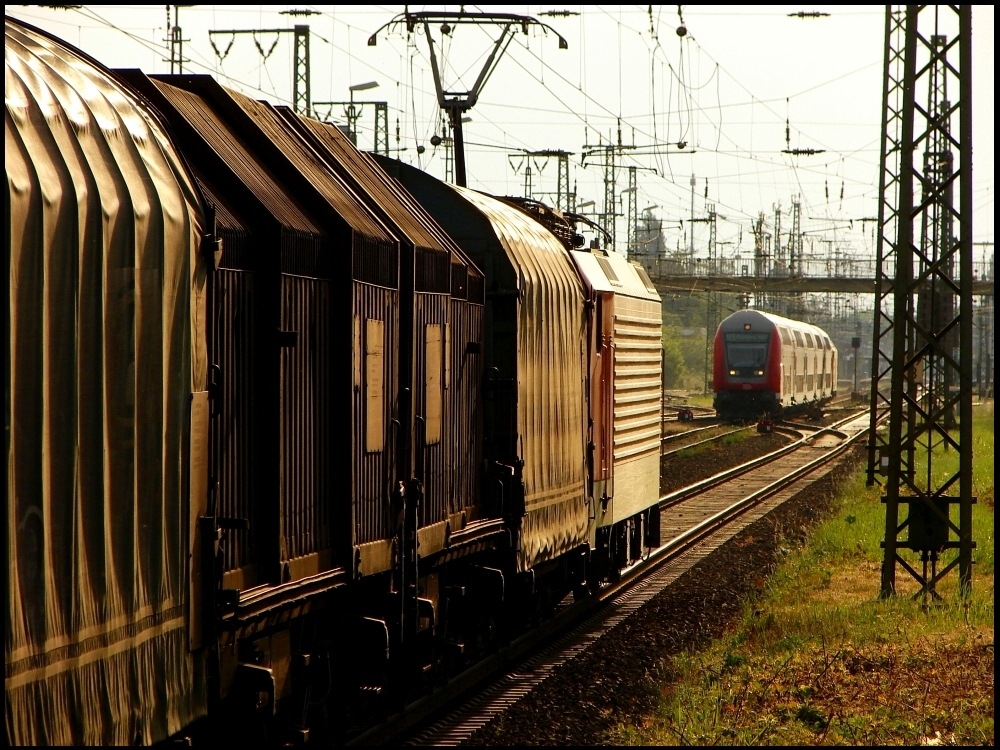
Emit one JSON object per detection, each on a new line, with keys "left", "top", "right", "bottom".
{"left": 867, "top": 5, "right": 975, "bottom": 601}
{"left": 210, "top": 12, "right": 316, "bottom": 116}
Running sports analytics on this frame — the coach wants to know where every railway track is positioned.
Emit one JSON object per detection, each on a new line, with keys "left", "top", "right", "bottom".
{"left": 349, "top": 409, "right": 870, "bottom": 747}
{"left": 660, "top": 423, "right": 750, "bottom": 457}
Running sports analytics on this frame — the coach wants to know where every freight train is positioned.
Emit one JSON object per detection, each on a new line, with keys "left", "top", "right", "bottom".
{"left": 712, "top": 309, "right": 839, "bottom": 422}
{"left": 5, "top": 17, "right": 664, "bottom": 746}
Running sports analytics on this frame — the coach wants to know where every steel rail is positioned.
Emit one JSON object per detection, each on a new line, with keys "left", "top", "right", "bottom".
{"left": 354, "top": 410, "right": 871, "bottom": 747}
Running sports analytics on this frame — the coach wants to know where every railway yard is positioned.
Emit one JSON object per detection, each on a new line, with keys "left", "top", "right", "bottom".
{"left": 353, "top": 405, "right": 858, "bottom": 745}
{"left": 373, "top": 400, "right": 994, "bottom": 747}
{"left": 458, "top": 420, "right": 867, "bottom": 746}
{"left": 7, "top": 12, "right": 990, "bottom": 745}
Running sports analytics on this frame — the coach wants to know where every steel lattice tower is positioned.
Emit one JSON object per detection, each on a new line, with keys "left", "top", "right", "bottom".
{"left": 209, "top": 21, "right": 314, "bottom": 116}
{"left": 866, "top": 5, "right": 975, "bottom": 600}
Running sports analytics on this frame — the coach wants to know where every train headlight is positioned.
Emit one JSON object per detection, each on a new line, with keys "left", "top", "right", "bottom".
{"left": 755, "top": 369, "right": 764, "bottom": 376}
{"left": 729, "top": 369, "right": 737, "bottom": 376}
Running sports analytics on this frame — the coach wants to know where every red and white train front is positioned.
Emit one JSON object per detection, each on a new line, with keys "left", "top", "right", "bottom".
{"left": 713, "top": 309, "right": 838, "bottom": 422}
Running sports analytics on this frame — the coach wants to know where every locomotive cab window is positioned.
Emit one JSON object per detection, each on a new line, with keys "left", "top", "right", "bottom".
{"left": 724, "top": 331, "right": 769, "bottom": 376}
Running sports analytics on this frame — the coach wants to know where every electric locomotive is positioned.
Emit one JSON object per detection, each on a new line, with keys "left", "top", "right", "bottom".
{"left": 712, "top": 309, "right": 838, "bottom": 422}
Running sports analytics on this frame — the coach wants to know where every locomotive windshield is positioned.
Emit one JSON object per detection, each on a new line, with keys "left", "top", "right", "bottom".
{"left": 725, "top": 331, "right": 769, "bottom": 372}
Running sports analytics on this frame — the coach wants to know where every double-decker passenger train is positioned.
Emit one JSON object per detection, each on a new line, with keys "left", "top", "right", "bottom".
{"left": 6, "top": 17, "right": 664, "bottom": 746}
{"left": 712, "top": 309, "right": 839, "bottom": 422}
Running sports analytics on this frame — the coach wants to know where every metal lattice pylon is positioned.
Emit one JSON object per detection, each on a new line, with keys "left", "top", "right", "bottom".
{"left": 209, "top": 22, "right": 313, "bottom": 116}
{"left": 866, "top": 5, "right": 975, "bottom": 601}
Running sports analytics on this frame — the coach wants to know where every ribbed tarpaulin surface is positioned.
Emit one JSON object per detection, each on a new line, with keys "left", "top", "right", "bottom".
{"left": 6, "top": 17, "right": 209, "bottom": 745}
{"left": 454, "top": 187, "right": 590, "bottom": 574}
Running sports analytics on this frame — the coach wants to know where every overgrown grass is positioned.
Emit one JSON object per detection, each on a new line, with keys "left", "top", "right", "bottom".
{"left": 611, "top": 400, "right": 994, "bottom": 746}
{"left": 673, "top": 428, "right": 752, "bottom": 459}
{"left": 684, "top": 391, "right": 715, "bottom": 409}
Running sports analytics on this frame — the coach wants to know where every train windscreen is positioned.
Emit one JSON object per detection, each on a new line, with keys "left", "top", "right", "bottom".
{"left": 724, "top": 331, "right": 770, "bottom": 373}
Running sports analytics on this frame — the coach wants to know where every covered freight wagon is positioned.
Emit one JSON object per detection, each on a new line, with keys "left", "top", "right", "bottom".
{"left": 6, "top": 17, "right": 210, "bottom": 745}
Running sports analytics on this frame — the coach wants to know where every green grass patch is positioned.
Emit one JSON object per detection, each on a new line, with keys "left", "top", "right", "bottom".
{"left": 611, "top": 401, "right": 994, "bottom": 746}
{"left": 673, "top": 427, "right": 751, "bottom": 460}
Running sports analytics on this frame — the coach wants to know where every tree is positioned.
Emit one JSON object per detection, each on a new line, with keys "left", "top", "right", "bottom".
{"left": 661, "top": 326, "right": 687, "bottom": 390}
